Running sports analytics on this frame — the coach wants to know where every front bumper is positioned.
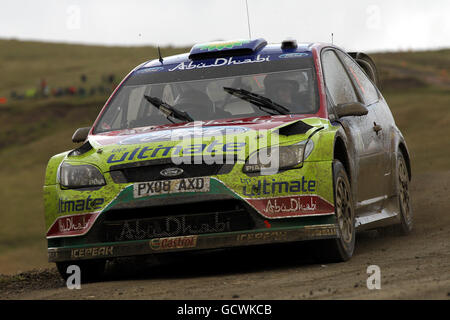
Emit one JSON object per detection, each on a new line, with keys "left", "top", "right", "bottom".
{"left": 45, "top": 160, "right": 336, "bottom": 262}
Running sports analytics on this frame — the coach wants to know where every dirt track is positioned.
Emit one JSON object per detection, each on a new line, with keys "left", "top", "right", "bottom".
{"left": 1, "top": 170, "right": 449, "bottom": 300}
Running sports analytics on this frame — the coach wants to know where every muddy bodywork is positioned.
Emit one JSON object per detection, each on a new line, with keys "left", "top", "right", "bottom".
{"left": 43, "top": 40, "right": 411, "bottom": 263}
{"left": 44, "top": 116, "right": 341, "bottom": 262}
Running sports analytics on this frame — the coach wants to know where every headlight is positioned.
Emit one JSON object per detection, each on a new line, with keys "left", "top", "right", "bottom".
{"left": 243, "top": 140, "right": 314, "bottom": 174}
{"left": 58, "top": 162, "right": 106, "bottom": 188}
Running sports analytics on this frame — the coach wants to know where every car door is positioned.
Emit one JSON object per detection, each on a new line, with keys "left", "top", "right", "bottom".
{"left": 321, "top": 49, "right": 385, "bottom": 208}
{"left": 336, "top": 51, "right": 392, "bottom": 200}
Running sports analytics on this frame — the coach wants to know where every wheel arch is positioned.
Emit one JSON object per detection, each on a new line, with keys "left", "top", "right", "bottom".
{"left": 332, "top": 127, "right": 360, "bottom": 207}
{"left": 398, "top": 142, "right": 412, "bottom": 180}
{"left": 333, "top": 135, "right": 351, "bottom": 183}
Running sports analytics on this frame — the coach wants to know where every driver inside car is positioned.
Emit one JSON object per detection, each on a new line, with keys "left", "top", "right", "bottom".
{"left": 173, "top": 89, "right": 231, "bottom": 120}
{"left": 263, "top": 73, "right": 313, "bottom": 112}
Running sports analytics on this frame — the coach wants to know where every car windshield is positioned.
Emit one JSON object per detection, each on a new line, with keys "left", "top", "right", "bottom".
{"left": 93, "top": 55, "right": 319, "bottom": 133}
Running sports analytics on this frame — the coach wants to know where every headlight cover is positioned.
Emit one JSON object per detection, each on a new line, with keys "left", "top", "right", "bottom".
{"left": 243, "top": 140, "right": 314, "bottom": 174}
{"left": 58, "top": 162, "right": 106, "bottom": 189}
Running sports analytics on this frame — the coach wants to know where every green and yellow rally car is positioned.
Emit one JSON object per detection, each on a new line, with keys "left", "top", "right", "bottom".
{"left": 44, "top": 38, "right": 413, "bottom": 281}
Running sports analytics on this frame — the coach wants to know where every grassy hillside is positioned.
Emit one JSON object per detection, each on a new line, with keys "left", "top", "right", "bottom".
{"left": 0, "top": 40, "right": 448, "bottom": 274}
{"left": 372, "top": 49, "right": 450, "bottom": 91}
{"left": 0, "top": 40, "right": 190, "bottom": 273}
{"left": 0, "top": 39, "right": 188, "bottom": 99}
{"left": 370, "top": 49, "right": 450, "bottom": 174}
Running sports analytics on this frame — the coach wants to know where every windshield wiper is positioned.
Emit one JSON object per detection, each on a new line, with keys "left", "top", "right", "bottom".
{"left": 144, "top": 95, "right": 194, "bottom": 123}
{"left": 223, "top": 87, "right": 290, "bottom": 115}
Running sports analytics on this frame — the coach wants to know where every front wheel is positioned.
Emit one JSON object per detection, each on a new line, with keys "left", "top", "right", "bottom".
{"left": 314, "top": 160, "right": 355, "bottom": 262}
{"left": 393, "top": 152, "right": 413, "bottom": 235}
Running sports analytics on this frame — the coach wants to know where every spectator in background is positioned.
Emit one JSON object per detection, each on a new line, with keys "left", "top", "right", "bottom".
{"left": 81, "top": 74, "right": 87, "bottom": 83}
{"left": 25, "top": 88, "right": 37, "bottom": 99}
{"left": 67, "top": 86, "right": 77, "bottom": 95}
{"left": 54, "top": 87, "right": 64, "bottom": 97}
{"left": 40, "top": 78, "right": 48, "bottom": 97}
{"left": 78, "top": 87, "right": 86, "bottom": 97}
{"left": 98, "top": 85, "right": 106, "bottom": 95}
{"left": 108, "top": 74, "right": 117, "bottom": 93}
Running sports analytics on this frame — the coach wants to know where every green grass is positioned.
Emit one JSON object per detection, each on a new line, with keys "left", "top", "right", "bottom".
{"left": 0, "top": 40, "right": 448, "bottom": 274}
{"left": 371, "top": 49, "right": 450, "bottom": 74}
{"left": 382, "top": 87, "right": 450, "bottom": 174}
{"left": 371, "top": 49, "right": 450, "bottom": 91}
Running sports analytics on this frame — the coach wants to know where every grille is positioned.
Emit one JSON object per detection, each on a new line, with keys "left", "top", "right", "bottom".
{"left": 109, "top": 158, "right": 234, "bottom": 183}
{"left": 101, "top": 200, "right": 254, "bottom": 242}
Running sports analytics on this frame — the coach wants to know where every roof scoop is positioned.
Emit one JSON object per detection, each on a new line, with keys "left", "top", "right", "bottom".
{"left": 189, "top": 38, "right": 267, "bottom": 60}
{"left": 281, "top": 38, "right": 298, "bottom": 50}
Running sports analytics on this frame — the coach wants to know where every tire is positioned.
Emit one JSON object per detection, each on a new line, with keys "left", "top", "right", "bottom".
{"left": 56, "top": 259, "right": 106, "bottom": 283}
{"left": 393, "top": 152, "right": 413, "bottom": 235}
{"left": 314, "top": 160, "right": 356, "bottom": 263}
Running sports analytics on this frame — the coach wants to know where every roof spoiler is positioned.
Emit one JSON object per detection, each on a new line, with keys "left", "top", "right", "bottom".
{"left": 347, "top": 52, "right": 380, "bottom": 87}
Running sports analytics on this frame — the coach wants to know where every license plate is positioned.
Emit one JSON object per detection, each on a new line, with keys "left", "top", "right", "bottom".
{"left": 133, "top": 177, "right": 210, "bottom": 198}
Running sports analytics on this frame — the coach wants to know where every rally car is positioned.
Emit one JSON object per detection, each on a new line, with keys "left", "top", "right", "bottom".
{"left": 44, "top": 38, "right": 413, "bottom": 281}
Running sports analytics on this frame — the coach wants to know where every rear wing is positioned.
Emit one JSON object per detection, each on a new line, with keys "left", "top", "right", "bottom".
{"left": 347, "top": 52, "right": 380, "bottom": 87}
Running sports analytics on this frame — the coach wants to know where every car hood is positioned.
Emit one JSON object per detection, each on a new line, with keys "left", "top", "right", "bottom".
{"left": 68, "top": 115, "right": 328, "bottom": 172}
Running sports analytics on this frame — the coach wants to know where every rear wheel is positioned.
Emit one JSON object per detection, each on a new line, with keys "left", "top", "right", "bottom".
{"left": 314, "top": 160, "right": 355, "bottom": 262}
{"left": 56, "top": 259, "right": 106, "bottom": 283}
{"left": 393, "top": 152, "right": 413, "bottom": 235}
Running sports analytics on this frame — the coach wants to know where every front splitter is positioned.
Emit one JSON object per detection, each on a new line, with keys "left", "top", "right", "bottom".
{"left": 48, "top": 224, "right": 338, "bottom": 262}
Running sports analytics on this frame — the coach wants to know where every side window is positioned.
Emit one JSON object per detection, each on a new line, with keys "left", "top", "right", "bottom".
{"left": 337, "top": 51, "right": 379, "bottom": 105}
{"left": 322, "top": 50, "right": 358, "bottom": 105}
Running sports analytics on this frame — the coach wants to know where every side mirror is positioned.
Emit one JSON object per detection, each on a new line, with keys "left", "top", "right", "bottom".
{"left": 335, "top": 102, "right": 368, "bottom": 118}
{"left": 72, "top": 127, "right": 91, "bottom": 143}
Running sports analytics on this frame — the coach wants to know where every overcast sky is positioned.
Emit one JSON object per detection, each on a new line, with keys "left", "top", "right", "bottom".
{"left": 2, "top": 0, "right": 449, "bottom": 52}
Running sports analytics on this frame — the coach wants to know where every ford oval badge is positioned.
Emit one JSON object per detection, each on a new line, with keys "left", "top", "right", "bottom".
{"left": 160, "top": 167, "right": 184, "bottom": 177}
